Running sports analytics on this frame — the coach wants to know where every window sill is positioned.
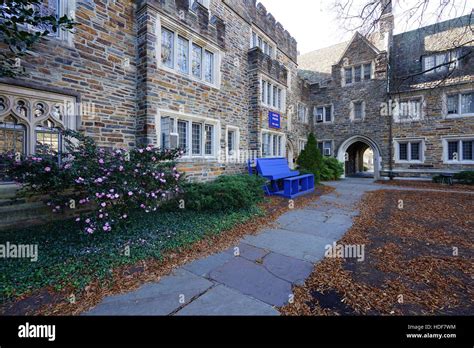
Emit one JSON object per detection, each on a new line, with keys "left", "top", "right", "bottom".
{"left": 444, "top": 160, "right": 474, "bottom": 165}
{"left": 260, "top": 103, "right": 284, "bottom": 113}
{"left": 177, "top": 156, "right": 219, "bottom": 163}
{"left": 395, "top": 160, "right": 424, "bottom": 164}
{"left": 445, "top": 113, "right": 474, "bottom": 119}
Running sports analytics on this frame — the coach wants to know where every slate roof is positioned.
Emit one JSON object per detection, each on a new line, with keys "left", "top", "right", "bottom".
{"left": 297, "top": 41, "right": 349, "bottom": 84}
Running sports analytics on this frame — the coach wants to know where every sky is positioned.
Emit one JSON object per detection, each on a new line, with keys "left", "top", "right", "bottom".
{"left": 258, "top": 0, "right": 474, "bottom": 55}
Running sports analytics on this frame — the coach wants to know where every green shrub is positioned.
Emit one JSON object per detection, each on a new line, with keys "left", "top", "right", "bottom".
{"left": 297, "top": 133, "right": 323, "bottom": 183}
{"left": 178, "top": 175, "right": 267, "bottom": 212}
{"left": 0, "top": 130, "right": 184, "bottom": 234}
{"left": 321, "top": 156, "right": 345, "bottom": 181}
{"left": 454, "top": 171, "right": 474, "bottom": 185}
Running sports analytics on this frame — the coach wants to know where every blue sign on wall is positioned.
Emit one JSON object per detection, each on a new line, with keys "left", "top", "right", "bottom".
{"left": 269, "top": 111, "right": 281, "bottom": 129}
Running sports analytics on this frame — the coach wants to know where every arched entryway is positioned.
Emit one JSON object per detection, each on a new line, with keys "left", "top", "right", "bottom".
{"left": 286, "top": 140, "right": 296, "bottom": 169}
{"left": 337, "top": 136, "right": 382, "bottom": 179}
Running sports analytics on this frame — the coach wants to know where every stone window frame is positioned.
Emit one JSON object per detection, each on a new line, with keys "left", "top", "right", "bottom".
{"left": 297, "top": 103, "right": 309, "bottom": 124}
{"left": 0, "top": 83, "right": 78, "bottom": 157}
{"left": 442, "top": 136, "right": 474, "bottom": 164}
{"left": 250, "top": 26, "right": 277, "bottom": 59}
{"left": 156, "top": 109, "right": 221, "bottom": 162}
{"left": 314, "top": 104, "right": 334, "bottom": 124}
{"left": 342, "top": 60, "right": 374, "bottom": 87}
{"left": 156, "top": 16, "right": 222, "bottom": 89}
{"left": 225, "top": 125, "right": 240, "bottom": 161}
{"left": 350, "top": 100, "right": 366, "bottom": 121}
{"left": 260, "top": 129, "right": 286, "bottom": 158}
{"left": 443, "top": 89, "right": 474, "bottom": 119}
{"left": 393, "top": 138, "right": 426, "bottom": 164}
{"left": 317, "top": 140, "right": 333, "bottom": 157}
{"left": 260, "top": 75, "right": 286, "bottom": 112}
{"left": 393, "top": 95, "right": 425, "bottom": 123}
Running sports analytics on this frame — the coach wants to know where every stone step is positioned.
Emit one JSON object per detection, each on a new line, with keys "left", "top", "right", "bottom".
{"left": 0, "top": 184, "right": 19, "bottom": 199}
{"left": 0, "top": 198, "right": 27, "bottom": 207}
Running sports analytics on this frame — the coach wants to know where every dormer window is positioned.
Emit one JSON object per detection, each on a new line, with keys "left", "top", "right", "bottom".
{"left": 422, "top": 50, "right": 459, "bottom": 74}
{"left": 343, "top": 62, "right": 373, "bottom": 85}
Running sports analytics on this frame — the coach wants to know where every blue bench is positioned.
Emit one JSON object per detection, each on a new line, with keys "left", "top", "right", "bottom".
{"left": 249, "top": 158, "right": 315, "bottom": 199}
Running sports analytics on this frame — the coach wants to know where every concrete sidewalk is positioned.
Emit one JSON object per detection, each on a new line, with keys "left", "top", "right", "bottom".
{"left": 83, "top": 178, "right": 434, "bottom": 316}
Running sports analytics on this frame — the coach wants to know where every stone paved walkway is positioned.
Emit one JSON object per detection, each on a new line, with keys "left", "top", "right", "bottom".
{"left": 83, "top": 178, "right": 470, "bottom": 316}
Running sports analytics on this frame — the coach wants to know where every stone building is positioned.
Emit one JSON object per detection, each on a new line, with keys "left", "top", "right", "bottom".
{"left": 0, "top": 0, "right": 472, "bottom": 228}
{"left": 299, "top": 6, "right": 473, "bottom": 179}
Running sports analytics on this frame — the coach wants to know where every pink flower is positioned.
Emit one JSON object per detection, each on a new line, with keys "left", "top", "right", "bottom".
{"left": 44, "top": 167, "right": 51, "bottom": 172}
{"left": 128, "top": 191, "right": 133, "bottom": 196}
{"left": 86, "top": 228, "right": 94, "bottom": 234}
{"left": 101, "top": 202, "right": 106, "bottom": 207}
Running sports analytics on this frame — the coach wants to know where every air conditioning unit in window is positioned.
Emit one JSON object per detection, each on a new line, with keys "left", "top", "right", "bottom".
{"left": 170, "top": 133, "right": 179, "bottom": 149}
{"left": 324, "top": 148, "right": 332, "bottom": 156}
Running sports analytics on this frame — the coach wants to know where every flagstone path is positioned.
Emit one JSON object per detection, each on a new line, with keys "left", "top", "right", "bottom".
{"left": 84, "top": 178, "right": 471, "bottom": 316}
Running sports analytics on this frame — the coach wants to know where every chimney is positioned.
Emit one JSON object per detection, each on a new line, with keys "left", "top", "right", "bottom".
{"left": 379, "top": 0, "right": 394, "bottom": 52}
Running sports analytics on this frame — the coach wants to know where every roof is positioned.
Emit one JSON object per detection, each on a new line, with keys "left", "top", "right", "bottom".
{"left": 297, "top": 30, "right": 387, "bottom": 84}
{"left": 297, "top": 41, "right": 349, "bottom": 84}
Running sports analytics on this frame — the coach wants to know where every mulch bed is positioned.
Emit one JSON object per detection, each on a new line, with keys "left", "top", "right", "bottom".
{"left": 280, "top": 189, "right": 474, "bottom": 316}
{"left": 2, "top": 185, "right": 334, "bottom": 316}
{"left": 377, "top": 180, "right": 474, "bottom": 192}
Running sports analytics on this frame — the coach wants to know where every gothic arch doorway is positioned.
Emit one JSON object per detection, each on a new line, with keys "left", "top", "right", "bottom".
{"left": 337, "top": 135, "right": 382, "bottom": 179}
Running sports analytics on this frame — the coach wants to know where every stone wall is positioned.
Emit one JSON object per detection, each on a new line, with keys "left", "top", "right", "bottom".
{"left": 0, "top": 0, "right": 139, "bottom": 149}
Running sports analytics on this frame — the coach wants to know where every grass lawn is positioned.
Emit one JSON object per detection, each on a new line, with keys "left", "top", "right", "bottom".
{"left": 0, "top": 206, "right": 264, "bottom": 306}
{"left": 281, "top": 189, "right": 473, "bottom": 315}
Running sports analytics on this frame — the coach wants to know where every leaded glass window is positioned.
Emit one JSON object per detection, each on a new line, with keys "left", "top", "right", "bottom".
{"left": 177, "top": 36, "right": 189, "bottom": 74}
{"left": 178, "top": 120, "right": 188, "bottom": 153}
{"left": 192, "top": 44, "right": 202, "bottom": 79}
{"left": 204, "top": 124, "right": 213, "bottom": 156}
{"left": 204, "top": 50, "right": 214, "bottom": 83}
{"left": 192, "top": 123, "right": 202, "bottom": 155}
{"left": 161, "top": 27, "right": 174, "bottom": 68}
{"left": 0, "top": 115, "right": 25, "bottom": 155}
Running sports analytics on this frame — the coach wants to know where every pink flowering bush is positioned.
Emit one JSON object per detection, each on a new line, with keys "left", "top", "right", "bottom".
{"left": 0, "top": 130, "right": 184, "bottom": 234}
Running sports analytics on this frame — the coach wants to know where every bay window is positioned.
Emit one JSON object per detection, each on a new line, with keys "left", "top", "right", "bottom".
{"left": 159, "top": 24, "right": 220, "bottom": 87}
{"left": 251, "top": 29, "right": 276, "bottom": 58}
{"left": 260, "top": 77, "right": 284, "bottom": 111}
